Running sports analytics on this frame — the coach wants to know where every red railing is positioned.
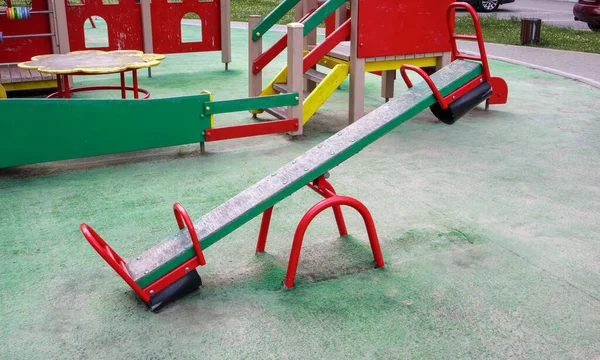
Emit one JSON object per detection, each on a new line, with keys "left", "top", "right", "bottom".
{"left": 303, "top": 18, "right": 351, "bottom": 73}
{"left": 399, "top": 2, "right": 502, "bottom": 110}
{"left": 446, "top": 2, "right": 492, "bottom": 82}
{"left": 252, "top": 9, "right": 316, "bottom": 75}
{"left": 81, "top": 223, "right": 150, "bottom": 302}
{"left": 173, "top": 203, "right": 206, "bottom": 266}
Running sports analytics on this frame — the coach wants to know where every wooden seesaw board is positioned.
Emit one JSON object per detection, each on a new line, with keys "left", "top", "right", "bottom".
{"left": 127, "top": 60, "right": 483, "bottom": 288}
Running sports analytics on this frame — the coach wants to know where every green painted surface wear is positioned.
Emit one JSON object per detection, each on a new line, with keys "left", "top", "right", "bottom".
{"left": 205, "top": 92, "right": 299, "bottom": 115}
{"left": 302, "top": 0, "right": 347, "bottom": 36}
{"left": 135, "top": 61, "right": 483, "bottom": 288}
{"left": 252, "top": 0, "right": 300, "bottom": 41}
{"left": 2, "top": 25, "right": 600, "bottom": 358}
{"left": 0, "top": 95, "right": 212, "bottom": 168}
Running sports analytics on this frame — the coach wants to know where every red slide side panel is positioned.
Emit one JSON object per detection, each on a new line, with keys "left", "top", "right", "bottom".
{"left": 66, "top": 0, "right": 143, "bottom": 52}
{"left": 357, "top": 0, "right": 453, "bottom": 58}
{"left": 151, "top": 0, "right": 222, "bottom": 54}
{"left": 0, "top": 0, "right": 53, "bottom": 63}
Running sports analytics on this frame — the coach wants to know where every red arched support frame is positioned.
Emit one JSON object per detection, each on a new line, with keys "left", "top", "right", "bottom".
{"left": 255, "top": 175, "right": 385, "bottom": 289}
{"left": 284, "top": 195, "right": 385, "bottom": 288}
{"left": 255, "top": 176, "right": 348, "bottom": 254}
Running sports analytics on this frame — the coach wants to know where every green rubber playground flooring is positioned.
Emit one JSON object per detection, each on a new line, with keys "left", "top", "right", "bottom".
{"left": 2, "top": 25, "right": 600, "bottom": 358}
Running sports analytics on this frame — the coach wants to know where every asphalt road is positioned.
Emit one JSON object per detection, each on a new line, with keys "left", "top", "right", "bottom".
{"left": 476, "top": 0, "right": 589, "bottom": 30}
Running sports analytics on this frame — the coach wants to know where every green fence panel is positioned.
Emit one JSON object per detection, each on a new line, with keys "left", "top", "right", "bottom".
{"left": 0, "top": 94, "right": 211, "bottom": 168}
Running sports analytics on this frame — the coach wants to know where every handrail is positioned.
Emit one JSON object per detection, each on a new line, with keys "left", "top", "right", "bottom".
{"left": 80, "top": 223, "right": 150, "bottom": 302}
{"left": 303, "top": 18, "right": 350, "bottom": 73}
{"left": 252, "top": 0, "right": 348, "bottom": 75}
{"left": 252, "top": 0, "right": 300, "bottom": 41}
{"left": 173, "top": 203, "right": 206, "bottom": 266}
{"left": 400, "top": 65, "right": 449, "bottom": 109}
{"left": 252, "top": 9, "right": 316, "bottom": 75}
{"left": 446, "top": 2, "right": 491, "bottom": 81}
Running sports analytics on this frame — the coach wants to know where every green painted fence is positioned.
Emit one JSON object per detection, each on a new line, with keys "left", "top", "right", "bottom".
{"left": 0, "top": 94, "right": 212, "bottom": 168}
{"left": 204, "top": 93, "right": 299, "bottom": 116}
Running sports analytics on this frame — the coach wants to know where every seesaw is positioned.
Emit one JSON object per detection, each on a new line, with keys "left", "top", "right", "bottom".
{"left": 81, "top": 3, "right": 508, "bottom": 311}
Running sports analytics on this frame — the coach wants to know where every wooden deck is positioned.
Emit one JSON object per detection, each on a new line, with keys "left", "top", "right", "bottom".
{"left": 0, "top": 64, "right": 56, "bottom": 92}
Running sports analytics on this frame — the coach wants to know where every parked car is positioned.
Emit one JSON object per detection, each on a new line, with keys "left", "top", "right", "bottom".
{"left": 573, "top": 0, "right": 600, "bottom": 31}
{"left": 461, "top": 0, "right": 516, "bottom": 12}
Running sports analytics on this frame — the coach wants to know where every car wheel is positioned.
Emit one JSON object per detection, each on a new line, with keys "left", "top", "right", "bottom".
{"left": 589, "top": 23, "right": 600, "bottom": 32}
{"left": 478, "top": 0, "right": 500, "bottom": 12}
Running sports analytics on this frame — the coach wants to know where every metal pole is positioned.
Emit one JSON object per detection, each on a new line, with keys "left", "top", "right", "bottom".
{"left": 0, "top": 10, "right": 54, "bottom": 16}
{"left": 2, "top": 33, "right": 55, "bottom": 39}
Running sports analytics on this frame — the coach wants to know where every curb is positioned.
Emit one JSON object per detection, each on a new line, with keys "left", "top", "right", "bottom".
{"left": 461, "top": 50, "right": 600, "bottom": 89}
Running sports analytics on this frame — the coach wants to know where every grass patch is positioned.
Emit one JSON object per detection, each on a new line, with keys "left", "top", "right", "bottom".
{"left": 230, "top": 0, "right": 296, "bottom": 24}
{"left": 452, "top": 15, "right": 599, "bottom": 54}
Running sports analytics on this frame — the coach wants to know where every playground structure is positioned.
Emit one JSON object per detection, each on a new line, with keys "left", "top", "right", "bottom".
{"left": 247, "top": 0, "right": 506, "bottom": 133}
{"left": 0, "top": 0, "right": 508, "bottom": 169}
{"left": 0, "top": 0, "right": 231, "bottom": 97}
{"left": 76, "top": 2, "right": 508, "bottom": 311}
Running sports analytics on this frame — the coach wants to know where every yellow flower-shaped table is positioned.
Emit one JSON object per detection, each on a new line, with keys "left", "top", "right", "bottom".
{"left": 18, "top": 50, "right": 165, "bottom": 99}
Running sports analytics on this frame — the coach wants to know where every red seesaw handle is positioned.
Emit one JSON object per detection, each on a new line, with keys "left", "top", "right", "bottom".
{"left": 80, "top": 223, "right": 150, "bottom": 302}
{"left": 173, "top": 203, "right": 206, "bottom": 266}
{"left": 400, "top": 65, "right": 449, "bottom": 110}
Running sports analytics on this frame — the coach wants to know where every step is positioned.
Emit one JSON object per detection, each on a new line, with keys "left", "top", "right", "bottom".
{"left": 307, "top": 41, "right": 351, "bottom": 62}
{"left": 304, "top": 69, "right": 328, "bottom": 83}
{"left": 272, "top": 83, "right": 310, "bottom": 99}
{"left": 265, "top": 107, "right": 288, "bottom": 120}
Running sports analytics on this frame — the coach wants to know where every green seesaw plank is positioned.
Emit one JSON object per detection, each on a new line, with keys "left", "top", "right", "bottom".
{"left": 0, "top": 94, "right": 212, "bottom": 168}
{"left": 129, "top": 60, "right": 483, "bottom": 288}
{"left": 252, "top": 0, "right": 301, "bottom": 41}
{"left": 205, "top": 93, "right": 299, "bottom": 116}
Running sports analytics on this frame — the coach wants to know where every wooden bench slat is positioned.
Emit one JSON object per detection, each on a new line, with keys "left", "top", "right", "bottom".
{"left": 0, "top": 65, "right": 12, "bottom": 84}
{"left": 8, "top": 65, "right": 22, "bottom": 84}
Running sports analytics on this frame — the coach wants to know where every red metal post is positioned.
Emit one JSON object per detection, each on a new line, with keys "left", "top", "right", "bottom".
{"left": 256, "top": 206, "right": 274, "bottom": 254}
{"left": 120, "top": 72, "right": 126, "bottom": 99}
{"left": 283, "top": 195, "right": 385, "bottom": 288}
{"left": 64, "top": 76, "right": 71, "bottom": 99}
{"left": 307, "top": 177, "right": 348, "bottom": 236}
{"left": 132, "top": 70, "right": 139, "bottom": 99}
{"left": 56, "top": 75, "right": 63, "bottom": 98}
